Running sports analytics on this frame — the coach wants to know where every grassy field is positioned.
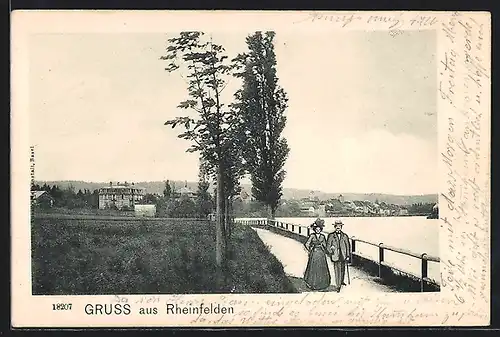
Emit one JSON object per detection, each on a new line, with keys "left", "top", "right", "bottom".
{"left": 32, "top": 217, "right": 297, "bottom": 294}
{"left": 35, "top": 206, "right": 136, "bottom": 217}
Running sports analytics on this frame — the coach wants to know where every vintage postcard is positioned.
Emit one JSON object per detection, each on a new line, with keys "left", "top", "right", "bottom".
{"left": 11, "top": 10, "right": 491, "bottom": 327}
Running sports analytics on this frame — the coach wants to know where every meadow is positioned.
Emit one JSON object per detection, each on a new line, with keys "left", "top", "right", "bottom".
{"left": 32, "top": 217, "right": 297, "bottom": 294}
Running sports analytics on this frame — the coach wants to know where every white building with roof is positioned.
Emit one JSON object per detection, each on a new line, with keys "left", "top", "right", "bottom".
{"left": 98, "top": 181, "right": 145, "bottom": 210}
{"left": 32, "top": 190, "right": 54, "bottom": 208}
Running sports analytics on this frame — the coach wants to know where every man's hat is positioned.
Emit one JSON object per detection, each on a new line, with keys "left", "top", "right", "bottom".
{"left": 334, "top": 219, "right": 344, "bottom": 226}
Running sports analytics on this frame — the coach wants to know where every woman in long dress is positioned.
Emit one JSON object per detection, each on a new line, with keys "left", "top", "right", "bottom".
{"left": 303, "top": 218, "right": 331, "bottom": 290}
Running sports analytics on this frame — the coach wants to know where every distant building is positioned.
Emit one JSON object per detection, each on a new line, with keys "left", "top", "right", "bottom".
{"left": 380, "top": 208, "right": 391, "bottom": 216}
{"left": 301, "top": 206, "right": 316, "bottom": 216}
{"left": 178, "top": 182, "right": 197, "bottom": 200}
{"left": 32, "top": 190, "right": 54, "bottom": 208}
{"left": 134, "top": 204, "right": 156, "bottom": 217}
{"left": 98, "top": 182, "right": 145, "bottom": 210}
{"left": 375, "top": 201, "right": 392, "bottom": 216}
{"left": 317, "top": 204, "right": 326, "bottom": 217}
{"left": 352, "top": 201, "right": 366, "bottom": 213}
{"left": 344, "top": 201, "right": 356, "bottom": 210}
{"left": 362, "top": 200, "right": 376, "bottom": 214}
{"left": 308, "top": 191, "right": 319, "bottom": 202}
{"left": 398, "top": 208, "right": 409, "bottom": 216}
{"left": 428, "top": 203, "right": 439, "bottom": 219}
{"left": 325, "top": 199, "right": 344, "bottom": 214}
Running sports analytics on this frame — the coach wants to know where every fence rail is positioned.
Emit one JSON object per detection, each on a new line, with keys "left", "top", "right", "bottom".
{"left": 235, "top": 218, "right": 440, "bottom": 292}
{"left": 349, "top": 236, "right": 440, "bottom": 291}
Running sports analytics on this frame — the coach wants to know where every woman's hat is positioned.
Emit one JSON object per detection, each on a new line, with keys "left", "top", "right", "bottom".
{"left": 310, "top": 217, "right": 325, "bottom": 228}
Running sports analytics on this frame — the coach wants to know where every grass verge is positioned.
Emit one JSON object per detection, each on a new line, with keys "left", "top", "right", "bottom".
{"left": 32, "top": 217, "right": 297, "bottom": 294}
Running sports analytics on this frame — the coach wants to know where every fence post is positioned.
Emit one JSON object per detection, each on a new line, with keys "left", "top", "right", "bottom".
{"left": 421, "top": 253, "right": 428, "bottom": 292}
{"left": 350, "top": 238, "right": 356, "bottom": 265}
{"left": 378, "top": 243, "right": 384, "bottom": 278}
{"left": 286, "top": 223, "right": 289, "bottom": 230}
{"left": 307, "top": 227, "right": 310, "bottom": 236}
{"left": 299, "top": 226, "right": 301, "bottom": 235}
{"left": 291, "top": 224, "right": 294, "bottom": 232}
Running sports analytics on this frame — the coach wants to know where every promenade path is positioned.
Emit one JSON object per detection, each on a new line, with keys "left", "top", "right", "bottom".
{"left": 252, "top": 227, "right": 395, "bottom": 293}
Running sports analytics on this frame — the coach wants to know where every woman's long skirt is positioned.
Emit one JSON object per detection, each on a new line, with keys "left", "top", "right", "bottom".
{"left": 304, "top": 248, "right": 331, "bottom": 290}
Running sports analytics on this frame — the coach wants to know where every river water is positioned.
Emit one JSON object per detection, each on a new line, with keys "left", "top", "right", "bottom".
{"left": 244, "top": 216, "right": 441, "bottom": 285}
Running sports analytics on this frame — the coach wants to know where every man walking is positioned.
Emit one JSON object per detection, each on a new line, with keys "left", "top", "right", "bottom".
{"left": 326, "top": 219, "right": 352, "bottom": 292}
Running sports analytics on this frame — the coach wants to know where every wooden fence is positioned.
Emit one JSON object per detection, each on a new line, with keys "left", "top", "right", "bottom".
{"left": 350, "top": 237, "right": 440, "bottom": 292}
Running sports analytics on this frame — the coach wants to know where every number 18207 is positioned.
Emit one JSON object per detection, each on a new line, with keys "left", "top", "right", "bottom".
{"left": 52, "top": 303, "right": 72, "bottom": 310}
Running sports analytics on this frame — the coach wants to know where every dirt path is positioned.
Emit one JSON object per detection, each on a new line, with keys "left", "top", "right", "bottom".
{"left": 252, "top": 227, "right": 395, "bottom": 294}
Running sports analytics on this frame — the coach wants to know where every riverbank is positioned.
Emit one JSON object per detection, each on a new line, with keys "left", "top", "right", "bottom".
{"left": 32, "top": 216, "right": 297, "bottom": 294}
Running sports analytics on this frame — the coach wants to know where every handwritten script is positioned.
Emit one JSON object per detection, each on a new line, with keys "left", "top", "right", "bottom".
{"left": 294, "top": 12, "right": 437, "bottom": 31}
{"left": 439, "top": 11, "right": 490, "bottom": 315}
{"left": 108, "top": 291, "right": 488, "bottom": 326}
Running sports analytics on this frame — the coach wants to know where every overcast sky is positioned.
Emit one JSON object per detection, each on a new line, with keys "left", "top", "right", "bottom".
{"left": 29, "top": 30, "right": 437, "bottom": 195}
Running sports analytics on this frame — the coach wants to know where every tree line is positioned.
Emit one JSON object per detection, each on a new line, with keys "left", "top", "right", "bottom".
{"left": 161, "top": 31, "right": 290, "bottom": 287}
{"left": 31, "top": 180, "right": 215, "bottom": 219}
{"left": 407, "top": 202, "right": 436, "bottom": 215}
{"left": 141, "top": 179, "right": 214, "bottom": 218}
{"left": 31, "top": 183, "right": 99, "bottom": 209}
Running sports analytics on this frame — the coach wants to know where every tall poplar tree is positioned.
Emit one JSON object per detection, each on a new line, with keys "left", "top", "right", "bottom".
{"left": 232, "top": 31, "right": 290, "bottom": 219}
{"left": 163, "top": 180, "right": 172, "bottom": 199}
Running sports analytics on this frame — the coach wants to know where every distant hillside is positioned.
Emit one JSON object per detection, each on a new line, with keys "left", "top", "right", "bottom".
{"left": 277, "top": 189, "right": 438, "bottom": 205}
{"left": 35, "top": 180, "right": 437, "bottom": 206}
{"left": 35, "top": 180, "right": 200, "bottom": 195}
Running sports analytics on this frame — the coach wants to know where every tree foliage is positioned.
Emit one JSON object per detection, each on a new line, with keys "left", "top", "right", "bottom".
{"left": 232, "top": 31, "right": 290, "bottom": 218}
{"left": 31, "top": 184, "right": 99, "bottom": 209}
{"left": 161, "top": 31, "right": 242, "bottom": 277}
{"left": 161, "top": 32, "right": 234, "bottom": 170}
{"left": 163, "top": 180, "right": 172, "bottom": 199}
{"left": 196, "top": 161, "right": 215, "bottom": 218}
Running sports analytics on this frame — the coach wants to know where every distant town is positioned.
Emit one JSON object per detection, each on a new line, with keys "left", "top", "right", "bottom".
{"left": 31, "top": 180, "right": 438, "bottom": 219}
